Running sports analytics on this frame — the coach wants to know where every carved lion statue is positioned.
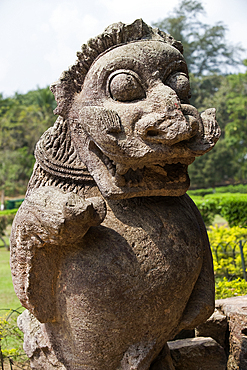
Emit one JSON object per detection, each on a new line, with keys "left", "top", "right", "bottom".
{"left": 10, "top": 19, "right": 220, "bottom": 370}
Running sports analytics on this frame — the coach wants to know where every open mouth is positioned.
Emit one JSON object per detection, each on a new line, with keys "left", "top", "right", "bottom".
{"left": 93, "top": 147, "right": 194, "bottom": 198}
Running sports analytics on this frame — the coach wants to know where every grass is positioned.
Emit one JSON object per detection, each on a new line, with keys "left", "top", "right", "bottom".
{"left": 213, "top": 214, "right": 228, "bottom": 227}
{"left": 0, "top": 224, "right": 22, "bottom": 311}
{"left": 0, "top": 247, "right": 23, "bottom": 311}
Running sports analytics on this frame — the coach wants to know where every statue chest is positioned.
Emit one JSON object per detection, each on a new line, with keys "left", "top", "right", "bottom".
{"left": 58, "top": 195, "right": 204, "bottom": 323}
{"left": 56, "top": 195, "right": 206, "bottom": 368}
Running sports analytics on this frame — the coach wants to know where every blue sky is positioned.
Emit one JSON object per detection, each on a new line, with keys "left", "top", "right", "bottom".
{"left": 0, "top": 0, "right": 246, "bottom": 96}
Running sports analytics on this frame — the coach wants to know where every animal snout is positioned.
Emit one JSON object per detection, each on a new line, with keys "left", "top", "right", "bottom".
{"left": 134, "top": 109, "right": 199, "bottom": 145}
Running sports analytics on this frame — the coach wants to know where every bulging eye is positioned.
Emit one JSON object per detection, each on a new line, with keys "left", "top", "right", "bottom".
{"left": 166, "top": 72, "right": 191, "bottom": 101}
{"left": 109, "top": 73, "right": 145, "bottom": 102}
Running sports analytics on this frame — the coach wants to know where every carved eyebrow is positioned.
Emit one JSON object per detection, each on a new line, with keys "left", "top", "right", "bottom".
{"left": 162, "top": 60, "right": 189, "bottom": 82}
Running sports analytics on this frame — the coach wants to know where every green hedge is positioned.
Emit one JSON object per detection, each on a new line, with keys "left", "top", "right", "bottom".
{"left": 216, "top": 184, "right": 247, "bottom": 194}
{"left": 187, "top": 188, "right": 214, "bottom": 197}
{"left": 190, "top": 193, "right": 247, "bottom": 227}
{"left": 5, "top": 199, "right": 24, "bottom": 210}
{"left": 191, "top": 197, "right": 219, "bottom": 226}
{"left": 188, "top": 183, "right": 247, "bottom": 197}
{"left": 219, "top": 194, "right": 247, "bottom": 228}
{"left": 215, "top": 278, "right": 247, "bottom": 299}
{"left": 0, "top": 209, "right": 18, "bottom": 216}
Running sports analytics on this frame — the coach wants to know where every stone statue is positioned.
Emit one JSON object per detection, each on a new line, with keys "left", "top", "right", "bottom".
{"left": 10, "top": 19, "right": 220, "bottom": 370}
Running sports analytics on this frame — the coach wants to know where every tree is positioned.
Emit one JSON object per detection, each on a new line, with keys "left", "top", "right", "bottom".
{"left": 189, "top": 62, "right": 247, "bottom": 187}
{"left": 153, "top": 0, "right": 244, "bottom": 76}
{"left": 153, "top": 0, "right": 246, "bottom": 188}
{"left": 0, "top": 87, "right": 56, "bottom": 197}
{"left": 188, "top": 139, "right": 238, "bottom": 188}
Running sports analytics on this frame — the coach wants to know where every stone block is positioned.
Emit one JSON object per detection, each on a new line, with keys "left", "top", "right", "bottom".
{"left": 216, "top": 295, "right": 247, "bottom": 370}
{"left": 168, "top": 337, "right": 227, "bottom": 370}
{"left": 196, "top": 309, "right": 228, "bottom": 348}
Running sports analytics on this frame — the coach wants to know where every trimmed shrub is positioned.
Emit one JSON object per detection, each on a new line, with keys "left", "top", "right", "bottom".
{"left": 208, "top": 225, "right": 247, "bottom": 280}
{"left": 188, "top": 183, "right": 247, "bottom": 197}
{"left": 190, "top": 193, "right": 247, "bottom": 228}
{"left": 218, "top": 194, "right": 247, "bottom": 227}
{"left": 215, "top": 277, "right": 247, "bottom": 299}
{"left": 192, "top": 197, "right": 219, "bottom": 226}
{"left": 190, "top": 195, "right": 219, "bottom": 226}
{"left": 5, "top": 199, "right": 24, "bottom": 210}
{"left": 215, "top": 184, "right": 247, "bottom": 194}
{"left": 187, "top": 188, "right": 214, "bottom": 197}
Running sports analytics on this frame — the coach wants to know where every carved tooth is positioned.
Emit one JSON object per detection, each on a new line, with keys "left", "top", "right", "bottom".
{"left": 115, "top": 173, "right": 126, "bottom": 187}
{"left": 131, "top": 163, "right": 144, "bottom": 172}
{"left": 116, "top": 163, "right": 129, "bottom": 175}
{"left": 109, "top": 168, "right": 115, "bottom": 176}
{"left": 179, "top": 173, "right": 187, "bottom": 182}
{"left": 131, "top": 180, "right": 139, "bottom": 187}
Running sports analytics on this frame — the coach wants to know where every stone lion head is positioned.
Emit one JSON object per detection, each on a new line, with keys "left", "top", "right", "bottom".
{"left": 32, "top": 19, "right": 220, "bottom": 199}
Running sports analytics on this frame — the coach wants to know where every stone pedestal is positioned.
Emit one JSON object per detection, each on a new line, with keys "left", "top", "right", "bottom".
{"left": 168, "top": 337, "right": 227, "bottom": 370}
{"left": 216, "top": 295, "right": 247, "bottom": 370}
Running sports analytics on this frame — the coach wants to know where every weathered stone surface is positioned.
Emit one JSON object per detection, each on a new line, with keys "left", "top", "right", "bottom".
{"left": 150, "top": 344, "right": 175, "bottom": 370}
{"left": 18, "top": 310, "right": 66, "bottom": 370}
{"left": 168, "top": 337, "right": 227, "bottom": 370}
{"left": 11, "top": 19, "right": 220, "bottom": 369}
{"left": 216, "top": 295, "right": 247, "bottom": 370}
{"left": 195, "top": 309, "right": 228, "bottom": 348}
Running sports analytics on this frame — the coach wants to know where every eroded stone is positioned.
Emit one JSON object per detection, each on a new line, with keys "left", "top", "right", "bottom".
{"left": 10, "top": 19, "right": 220, "bottom": 369}
{"left": 168, "top": 337, "right": 227, "bottom": 370}
{"left": 195, "top": 309, "right": 228, "bottom": 348}
{"left": 216, "top": 295, "right": 247, "bottom": 370}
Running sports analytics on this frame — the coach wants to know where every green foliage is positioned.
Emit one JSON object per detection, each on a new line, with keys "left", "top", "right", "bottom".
{"left": 191, "top": 196, "right": 218, "bottom": 226}
{"left": 0, "top": 209, "right": 17, "bottom": 249}
{"left": 215, "top": 184, "right": 247, "bottom": 194}
{"left": 191, "top": 193, "right": 247, "bottom": 227}
{"left": 187, "top": 188, "right": 214, "bottom": 197}
{"left": 5, "top": 199, "right": 24, "bottom": 210}
{"left": 189, "top": 66, "right": 247, "bottom": 188}
{"left": 188, "top": 184, "right": 247, "bottom": 196}
{"left": 218, "top": 194, "right": 247, "bottom": 227}
{"left": 0, "top": 87, "right": 56, "bottom": 197}
{"left": 0, "top": 148, "right": 35, "bottom": 196}
{"left": 153, "top": 0, "right": 244, "bottom": 76}
{"left": 0, "top": 248, "right": 23, "bottom": 310}
{"left": 215, "top": 277, "right": 247, "bottom": 299}
{"left": 0, "top": 309, "right": 30, "bottom": 369}
{"left": 188, "top": 139, "right": 238, "bottom": 188}
{"left": 208, "top": 225, "right": 247, "bottom": 279}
